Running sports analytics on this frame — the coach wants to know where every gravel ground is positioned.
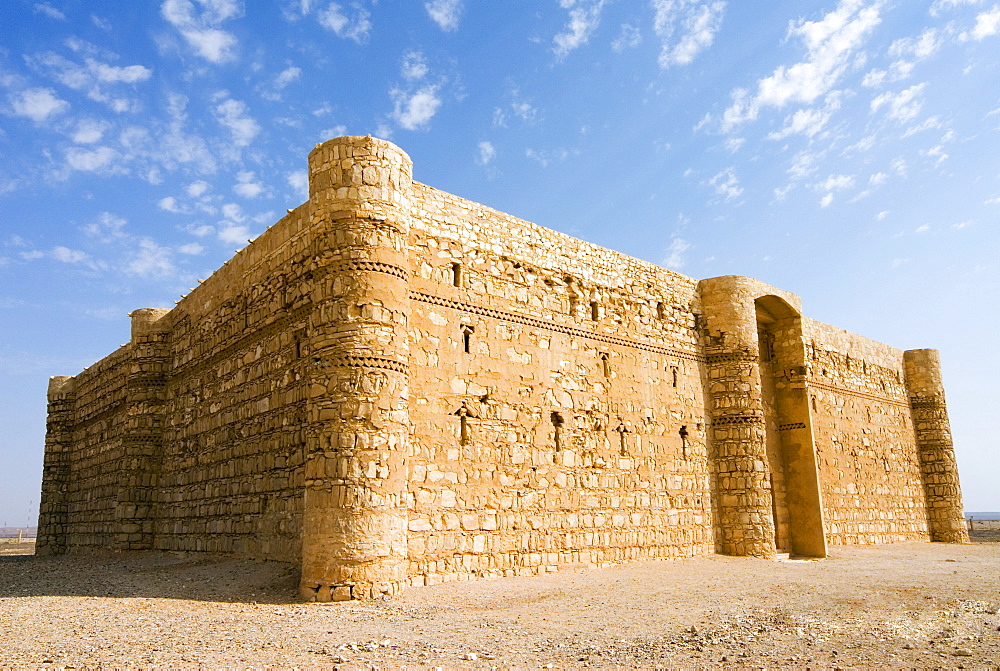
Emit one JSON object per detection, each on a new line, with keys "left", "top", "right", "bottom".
{"left": 1, "top": 541, "right": 999, "bottom": 669}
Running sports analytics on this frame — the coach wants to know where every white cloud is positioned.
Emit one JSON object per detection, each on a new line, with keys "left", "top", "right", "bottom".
{"left": 214, "top": 97, "right": 260, "bottom": 146}
{"left": 787, "top": 150, "right": 820, "bottom": 180}
{"left": 915, "top": 223, "right": 931, "bottom": 233}
{"left": 985, "top": 196, "right": 1000, "bottom": 205}
{"left": 160, "top": 0, "right": 241, "bottom": 63}
{"left": 318, "top": 3, "right": 372, "bottom": 43}
{"left": 276, "top": 66, "right": 301, "bottom": 87}
{"left": 817, "top": 174, "right": 856, "bottom": 191}
{"left": 425, "top": 0, "right": 462, "bottom": 31}
{"left": 476, "top": 141, "right": 495, "bottom": 166}
{"left": 820, "top": 193, "right": 834, "bottom": 207}
{"left": 319, "top": 125, "right": 347, "bottom": 139}
{"left": 870, "top": 82, "right": 927, "bottom": 122}
{"left": 525, "top": 147, "right": 570, "bottom": 167}
{"left": 7, "top": 87, "right": 69, "bottom": 123}
{"left": 52, "top": 246, "right": 89, "bottom": 263}
{"left": 71, "top": 118, "right": 110, "bottom": 144}
{"left": 83, "top": 212, "right": 127, "bottom": 241}
{"left": 159, "top": 196, "right": 185, "bottom": 213}
{"left": 708, "top": 167, "right": 742, "bottom": 200}
{"left": 721, "top": 0, "right": 882, "bottom": 131}
{"left": 767, "top": 99, "right": 839, "bottom": 140}
{"left": 612, "top": 22, "right": 642, "bottom": 51}
{"left": 652, "top": 0, "right": 726, "bottom": 68}
{"left": 931, "top": 0, "right": 983, "bottom": 16}
{"left": 178, "top": 242, "right": 204, "bottom": 255}
{"left": 553, "top": 0, "right": 607, "bottom": 58}
{"left": 66, "top": 146, "right": 119, "bottom": 172}
{"left": 33, "top": 3, "right": 66, "bottom": 20}
{"left": 964, "top": 6, "right": 1000, "bottom": 39}
{"left": 287, "top": 170, "right": 309, "bottom": 199}
{"left": 869, "top": 171, "right": 888, "bottom": 186}
{"left": 187, "top": 180, "right": 211, "bottom": 197}
{"left": 128, "top": 238, "right": 175, "bottom": 277}
{"left": 876, "top": 210, "right": 889, "bottom": 220}
{"left": 663, "top": 236, "right": 691, "bottom": 269}
{"left": 401, "top": 51, "right": 429, "bottom": 81}
{"left": 890, "top": 257, "right": 908, "bottom": 268}
{"left": 234, "top": 170, "right": 264, "bottom": 198}
{"left": 390, "top": 86, "right": 441, "bottom": 130}
{"left": 27, "top": 51, "right": 151, "bottom": 112}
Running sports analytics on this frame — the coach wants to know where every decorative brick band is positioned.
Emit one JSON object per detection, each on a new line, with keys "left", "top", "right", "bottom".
{"left": 330, "top": 260, "right": 408, "bottom": 281}
{"left": 409, "top": 290, "right": 703, "bottom": 362}
{"left": 909, "top": 398, "right": 945, "bottom": 410}
{"left": 323, "top": 355, "right": 408, "bottom": 374}
{"left": 807, "top": 379, "right": 911, "bottom": 409}
{"left": 705, "top": 351, "right": 758, "bottom": 365}
{"left": 712, "top": 414, "right": 764, "bottom": 426}
{"left": 778, "top": 422, "right": 807, "bottom": 431}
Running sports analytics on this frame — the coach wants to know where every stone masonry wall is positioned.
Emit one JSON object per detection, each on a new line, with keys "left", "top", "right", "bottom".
{"left": 803, "top": 319, "right": 930, "bottom": 545}
{"left": 403, "top": 183, "right": 713, "bottom": 585}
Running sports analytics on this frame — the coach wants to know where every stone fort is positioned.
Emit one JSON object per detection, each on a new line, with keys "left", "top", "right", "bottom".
{"left": 38, "top": 136, "right": 969, "bottom": 601}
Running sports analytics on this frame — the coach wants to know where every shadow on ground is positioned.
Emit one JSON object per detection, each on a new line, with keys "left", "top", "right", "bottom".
{"left": 0, "top": 553, "right": 300, "bottom": 604}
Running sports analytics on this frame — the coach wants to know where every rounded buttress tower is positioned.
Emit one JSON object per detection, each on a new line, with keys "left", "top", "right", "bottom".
{"left": 903, "top": 349, "right": 969, "bottom": 544}
{"left": 300, "top": 136, "right": 413, "bottom": 600}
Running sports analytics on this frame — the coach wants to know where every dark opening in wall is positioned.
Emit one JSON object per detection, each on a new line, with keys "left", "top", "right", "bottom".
{"left": 656, "top": 301, "right": 666, "bottom": 320}
{"left": 590, "top": 301, "right": 600, "bottom": 321}
{"left": 551, "top": 411, "right": 564, "bottom": 451}
{"left": 600, "top": 352, "right": 611, "bottom": 378}
{"left": 671, "top": 366, "right": 679, "bottom": 388}
{"left": 679, "top": 425, "right": 689, "bottom": 459}
{"left": 461, "top": 325, "right": 474, "bottom": 353}
{"left": 451, "top": 262, "right": 462, "bottom": 288}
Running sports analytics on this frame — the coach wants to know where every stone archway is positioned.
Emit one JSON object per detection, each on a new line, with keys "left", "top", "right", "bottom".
{"left": 755, "top": 296, "right": 826, "bottom": 558}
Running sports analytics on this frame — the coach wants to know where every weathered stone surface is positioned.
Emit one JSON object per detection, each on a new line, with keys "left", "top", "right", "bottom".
{"left": 36, "top": 135, "right": 968, "bottom": 598}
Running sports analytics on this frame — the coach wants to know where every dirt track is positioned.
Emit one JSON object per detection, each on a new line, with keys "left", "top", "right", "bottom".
{"left": 1, "top": 541, "right": 999, "bottom": 668}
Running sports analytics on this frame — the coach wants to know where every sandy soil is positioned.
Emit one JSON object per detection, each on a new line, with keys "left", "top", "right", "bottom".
{"left": 1, "top": 541, "right": 999, "bottom": 669}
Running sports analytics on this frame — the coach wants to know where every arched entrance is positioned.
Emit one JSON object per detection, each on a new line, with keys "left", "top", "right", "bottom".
{"left": 756, "top": 296, "right": 826, "bottom": 557}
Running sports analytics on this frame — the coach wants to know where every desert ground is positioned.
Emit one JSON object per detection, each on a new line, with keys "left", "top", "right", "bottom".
{"left": 1, "top": 537, "right": 998, "bottom": 669}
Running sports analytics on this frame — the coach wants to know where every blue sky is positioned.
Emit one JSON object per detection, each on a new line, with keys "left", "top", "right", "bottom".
{"left": 1, "top": 0, "right": 998, "bottom": 526}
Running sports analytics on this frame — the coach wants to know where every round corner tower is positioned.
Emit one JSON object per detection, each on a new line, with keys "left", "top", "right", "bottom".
{"left": 903, "top": 349, "right": 969, "bottom": 544}
{"left": 300, "top": 136, "right": 414, "bottom": 601}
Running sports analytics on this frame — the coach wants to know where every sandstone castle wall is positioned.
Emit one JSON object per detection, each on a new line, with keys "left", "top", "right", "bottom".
{"left": 37, "top": 136, "right": 968, "bottom": 600}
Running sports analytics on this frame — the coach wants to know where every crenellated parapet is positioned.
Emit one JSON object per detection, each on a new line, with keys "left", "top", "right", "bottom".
{"left": 903, "top": 349, "right": 969, "bottom": 543}
{"left": 300, "top": 136, "right": 413, "bottom": 600}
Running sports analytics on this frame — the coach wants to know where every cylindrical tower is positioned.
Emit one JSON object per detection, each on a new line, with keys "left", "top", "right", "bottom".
{"left": 300, "top": 136, "right": 413, "bottom": 600}
{"left": 698, "top": 276, "right": 776, "bottom": 557}
{"left": 903, "top": 349, "right": 969, "bottom": 543}
{"left": 36, "top": 375, "right": 76, "bottom": 556}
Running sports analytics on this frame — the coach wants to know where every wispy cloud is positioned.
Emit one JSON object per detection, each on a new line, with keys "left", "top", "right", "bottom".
{"left": 160, "top": 0, "right": 241, "bottom": 63}
{"left": 871, "top": 82, "right": 927, "bottom": 122}
{"left": 5, "top": 87, "right": 69, "bottom": 123}
{"left": 651, "top": 0, "right": 726, "bottom": 68}
{"left": 233, "top": 170, "right": 265, "bottom": 198}
{"left": 553, "top": 0, "right": 607, "bottom": 58}
{"left": 401, "top": 51, "right": 429, "bottom": 81}
{"left": 213, "top": 95, "right": 261, "bottom": 146}
{"left": 425, "top": 0, "right": 463, "bottom": 31}
{"left": 708, "top": 167, "right": 743, "bottom": 200}
{"left": 476, "top": 141, "right": 496, "bottom": 166}
{"left": 27, "top": 50, "right": 152, "bottom": 112}
{"left": 612, "top": 22, "right": 642, "bottom": 51}
{"left": 663, "top": 235, "right": 691, "bottom": 268}
{"left": 390, "top": 86, "right": 441, "bottom": 130}
{"left": 33, "top": 3, "right": 66, "bottom": 20}
{"left": 317, "top": 2, "right": 372, "bottom": 43}
{"left": 722, "top": 0, "right": 882, "bottom": 132}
